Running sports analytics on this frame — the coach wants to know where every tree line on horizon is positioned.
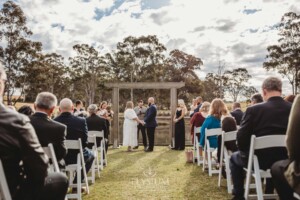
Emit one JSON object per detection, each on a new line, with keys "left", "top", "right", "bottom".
{"left": 0, "top": 1, "right": 299, "bottom": 108}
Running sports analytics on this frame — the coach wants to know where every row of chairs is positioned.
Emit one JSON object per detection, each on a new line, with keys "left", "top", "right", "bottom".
{"left": 0, "top": 131, "right": 106, "bottom": 200}
{"left": 192, "top": 127, "right": 299, "bottom": 200}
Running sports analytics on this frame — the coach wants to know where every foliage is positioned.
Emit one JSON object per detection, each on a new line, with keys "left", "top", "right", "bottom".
{"left": 69, "top": 44, "right": 110, "bottom": 105}
{"left": 22, "top": 53, "right": 70, "bottom": 101}
{"left": 263, "top": 12, "right": 300, "bottom": 94}
{"left": 0, "top": 1, "right": 42, "bottom": 104}
{"left": 223, "top": 68, "right": 252, "bottom": 102}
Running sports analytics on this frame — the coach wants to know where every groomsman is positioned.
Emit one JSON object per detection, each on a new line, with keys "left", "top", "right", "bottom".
{"left": 133, "top": 100, "right": 147, "bottom": 150}
{"left": 144, "top": 97, "right": 157, "bottom": 152}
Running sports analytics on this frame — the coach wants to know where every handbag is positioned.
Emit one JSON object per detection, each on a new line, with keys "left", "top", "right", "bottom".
{"left": 185, "top": 148, "right": 193, "bottom": 163}
{"left": 284, "top": 160, "right": 300, "bottom": 195}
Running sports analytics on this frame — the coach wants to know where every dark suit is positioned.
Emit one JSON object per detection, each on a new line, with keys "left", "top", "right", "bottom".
{"left": 86, "top": 113, "right": 108, "bottom": 147}
{"left": 54, "top": 112, "right": 94, "bottom": 182}
{"left": 189, "top": 103, "right": 202, "bottom": 117}
{"left": 0, "top": 104, "right": 68, "bottom": 200}
{"left": 54, "top": 112, "right": 88, "bottom": 163}
{"left": 30, "top": 112, "right": 67, "bottom": 162}
{"left": 144, "top": 104, "right": 157, "bottom": 150}
{"left": 230, "top": 96, "right": 291, "bottom": 198}
{"left": 230, "top": 109, "right": 244, "bottom": 125}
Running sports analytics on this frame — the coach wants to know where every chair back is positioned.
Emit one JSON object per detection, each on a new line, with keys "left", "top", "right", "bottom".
{"left": 87, "top": 134, "right": 97, "bottom": 147}
{"left": 43, "top": 143, "right": 60, "bottom": 172}
{"left": 244, "top": 134, "right": 286, "bottom": 199}
{"left": 0, "top": 159, "right": 12, "bottom": 200}
{"left": 206, "top": 128, "right": 222, "bottom": 137}
{"left": 88, "top": 131, "right": 104, "bottom": 138}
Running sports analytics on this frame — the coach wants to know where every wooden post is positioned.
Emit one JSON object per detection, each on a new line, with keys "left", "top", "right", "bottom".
{"left": 112, "top": 87, "right": 119, "bottom": 148}
{"left": 170, "top": 87, "right": 177, "bottom": 147}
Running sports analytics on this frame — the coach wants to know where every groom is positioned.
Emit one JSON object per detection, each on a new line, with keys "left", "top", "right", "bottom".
{"left": 143, "top": 97, "right": 157, "bottom": 152}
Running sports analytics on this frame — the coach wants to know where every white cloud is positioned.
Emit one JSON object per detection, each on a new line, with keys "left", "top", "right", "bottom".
{"left": 6, "top": 0, "right": 299, "bottom": 95}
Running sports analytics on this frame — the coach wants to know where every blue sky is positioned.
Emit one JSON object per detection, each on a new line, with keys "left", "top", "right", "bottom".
{"left": 1, "top": 0, "right": 300, "bottom": 95}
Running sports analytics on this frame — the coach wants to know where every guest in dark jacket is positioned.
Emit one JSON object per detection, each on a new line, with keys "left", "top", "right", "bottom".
{"left": 30, "top": 92, "right": 67, "bottom": 162}
{"left": 86, "top": 104, "right": 108, "bottom": 147}
{"left": 230, "top": 77, "right": 291, "bottom": 200}
{"left": 271, "top": 95, "right": 300, "bottom": 200}
{"left": 0, "top": 65, "right": 68, "bottom": 200}
{"left": 54, "top": 98, "right": 94, "bottom": 182}
{"left": 230, "top": 102, "right": 243, "bottom": 125}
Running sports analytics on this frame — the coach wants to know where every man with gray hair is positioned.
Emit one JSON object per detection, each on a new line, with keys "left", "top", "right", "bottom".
{"left": 0, "top": 64, "right": 68, "bottom": 199}
{"left": 230, "top": 76, "right": 291, "bottom": 200}
{"left": 86, "top": 104, "right": 108, "bottom": 149}
{"left": 30, "top": 92, "right": 67, "bottom": 162}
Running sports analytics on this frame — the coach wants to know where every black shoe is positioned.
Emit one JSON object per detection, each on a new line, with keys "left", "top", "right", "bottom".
{"left": 145, "top": 148, "right": 153, "bottom": 152}
{"left": 133, "top": 146, "right": 139, "bottom": 149}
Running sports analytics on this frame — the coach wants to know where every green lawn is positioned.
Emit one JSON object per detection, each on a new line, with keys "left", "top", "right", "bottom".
{"left": 83, "top": 146, "right": 232, "bottom": 200}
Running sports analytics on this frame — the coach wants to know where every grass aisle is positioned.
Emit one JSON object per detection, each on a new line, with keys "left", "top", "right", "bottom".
{"left": 83, "top": 146, "right": 232, "bottom": 200}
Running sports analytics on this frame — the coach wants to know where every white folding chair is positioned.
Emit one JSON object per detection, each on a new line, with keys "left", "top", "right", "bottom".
{"left": 244, "top": 135, "right": 285, "bottom": 200}
{"left": 294, "top": 193, "right": 300, "bottom": 200}
{"left": 87, "top": 134, "right": 100, "bottom": 183}
{"left": 202, "top": 128, "right": 222, "bottom": 176}
{"left": 65, "top": 139, "right": 89, "bottom": 200}
{"left": 0, "top": 159, "right": 12, "bottom": 200}
{"left": 193, "top": 126, "right": 203, "bottom": 166}
{"left": 88, "top": 131, "right": 107, "bottom": 170}
{"left": 218, "top": 130, "right": 237, "bottom": 193}
{"left": 43, "top": 143, "right": 60, "bottom": 173}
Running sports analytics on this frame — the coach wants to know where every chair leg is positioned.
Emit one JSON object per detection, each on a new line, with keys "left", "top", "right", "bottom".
{"left": 202, "top": 146, "right": 206, "bottom": 172}
{"left": 253, "top": 157, "right": 263, "bottom": 200}
{"left": 208, "top": 151, "right": 212, "bottom": 176}
{"left": 225, "top": 154, "right": 232, "bottom": 194}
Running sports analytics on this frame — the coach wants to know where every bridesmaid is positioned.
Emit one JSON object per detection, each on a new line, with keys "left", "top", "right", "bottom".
{"left": 172, "top": 99, "right": 187, "bottom": 150}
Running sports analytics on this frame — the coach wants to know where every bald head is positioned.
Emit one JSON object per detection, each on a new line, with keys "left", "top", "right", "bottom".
{"left": 148, "top": 97, "right": 155, "bottom": 104}
{"left": 59, "top": 98, "right": 73, "bottom": 113}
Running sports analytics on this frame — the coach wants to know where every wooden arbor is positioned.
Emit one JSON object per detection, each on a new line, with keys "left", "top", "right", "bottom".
{"left": 104, "top": 82, "right": 185, "bottom": 148}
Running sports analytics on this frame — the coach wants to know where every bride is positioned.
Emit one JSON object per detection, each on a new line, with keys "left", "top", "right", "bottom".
{"left": 123, "top": 101, "right": 144, "bottom": 152}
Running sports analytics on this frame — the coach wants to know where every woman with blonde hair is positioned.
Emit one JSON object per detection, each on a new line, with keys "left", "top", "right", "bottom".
{"left": 172, "top": 99, "right": 187, "bottom": 150}
{"left": 123, "top": 101, "right": 144, "bottom": 152}
{"left": 200, "top": 98, "right": 228, "bottom": 151}
{"left": 190, "top": 101, "right": 211, "bottom": 143}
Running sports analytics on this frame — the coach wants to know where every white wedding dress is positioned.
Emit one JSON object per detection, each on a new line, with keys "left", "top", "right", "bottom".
{"left": 123, "top": 108, "right": 138, "bottom": 146}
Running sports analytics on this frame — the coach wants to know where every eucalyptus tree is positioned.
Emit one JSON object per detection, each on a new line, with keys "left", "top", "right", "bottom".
{"left": 0, "top": 1, "right": 42, "bottom": 104}
{"left": 69, "top": 44, "right": 109, "bottom": 105}
{"left": 264, "top": 12, "right": 300, "bottom": 94}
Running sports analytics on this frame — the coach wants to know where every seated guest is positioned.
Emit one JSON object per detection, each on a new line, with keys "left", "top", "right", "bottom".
{"left": 30, "top": 92, "right": 67, "bottom": 162}
{"left": 0, "top": 64, "right": 68, "bottom": 200}
{"left": 250, "top": 93, "right": 263, "bottom": 105}
{"left": 54, "top": 98, "right": 94, "bottom": 184}
{"left": 190, "top": 101, "right": 210, "bottom": 143}
{"left": 230, "top": 102, "right": 243, "bottom": 125}
{"left": 230, "top": 77, "right": 291, "bottom": 200}
{"left": 86, "top": 104, "right": 108, "bottom": 148}
{"left": 271, "top": 95, "right": 300, "bottom": 200}
{"left": 18, "top": 105, "right": 34, "bottom": 116}
{"left": 217, "top": 116, "right": 238, "bottom": 163}
{"left": 200, "top": 99, "right": 228, "bottom": 156}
